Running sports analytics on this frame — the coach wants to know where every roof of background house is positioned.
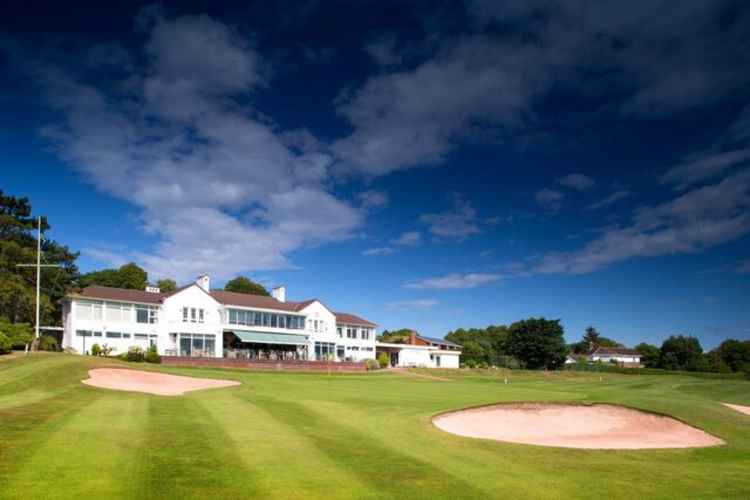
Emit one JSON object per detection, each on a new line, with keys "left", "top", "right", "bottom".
{"left": 334, "top": 312, "right": 377, "bottom": 327}
{"left": 591, "top": 346, "right": 640, "bottom": 356}
{"left": 417, "top": 334, "right": 461, "bottom": 348}
{"left": 72, "top": 285, "right": 165, "bottom": 304}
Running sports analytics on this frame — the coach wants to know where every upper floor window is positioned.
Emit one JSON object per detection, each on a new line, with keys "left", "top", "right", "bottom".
{"left": 361, "top": 328, "right": 370, "bottom": 340}
{"left": 337, "top": 327, "right": 342, "bottom": 338}
{"left": 136, "top": 305, "right": 158, "bottom": 324}
{"left": 227, "top": 309, "right": 305, "bottom": 330}
{"left": 76, "top": 300, "right": 103, "bottom": 321}
{"left": 105, "top": 302, "right": 131, "bottom": 322}
{"left": 346, "top": 327, "right": 356, "bottom": 339}
{"left": 183, "top": 307, "right": 205, "bottom": 323}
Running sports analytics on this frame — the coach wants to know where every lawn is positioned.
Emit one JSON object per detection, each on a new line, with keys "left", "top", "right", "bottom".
{"left": 1, "top": 353, "right": 749, "bottom": 499}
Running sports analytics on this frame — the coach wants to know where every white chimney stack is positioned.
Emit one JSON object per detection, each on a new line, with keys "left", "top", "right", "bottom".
{"left": 272, "top": 285, "right": 286, "bottom": 303}
{"left": 196, "top": 274, "right": 210, "bottom": 292}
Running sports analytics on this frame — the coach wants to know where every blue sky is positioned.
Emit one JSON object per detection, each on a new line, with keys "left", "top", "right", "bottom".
{"left": 1, "top": 1, "right": 750, "bottom": 348}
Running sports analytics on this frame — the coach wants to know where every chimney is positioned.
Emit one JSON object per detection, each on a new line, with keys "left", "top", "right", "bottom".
{"left": 410, "top": 330, "right": 417, "bottom": 345}
{"left": 272, "top": 285, "right": 286, "bottom": 303}
{"left": 145, "top": 285, "right": 161, "bottom": 294}
{"left": 196, "top": 274, "right": 210, "bottom": 292}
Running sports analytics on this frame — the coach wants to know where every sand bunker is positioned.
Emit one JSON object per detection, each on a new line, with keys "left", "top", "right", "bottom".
{"left": 433, "top": 403, "right": 723, "bottom": 449}
{"left": 82, "top": 368, "right": 240, "bottom": 396}
{"left": 723, "top": 402, "right": 750, "bottom": 416}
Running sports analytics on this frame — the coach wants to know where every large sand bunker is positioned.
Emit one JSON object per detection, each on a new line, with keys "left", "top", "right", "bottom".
{"left": 433, "top": 403, "right": 723, "bottom": 449}
{"left": 82, "top": 368, "right": 240, "bottom": 396}
{"left": 723, "top": 402, "right": 750, "bottom": 416}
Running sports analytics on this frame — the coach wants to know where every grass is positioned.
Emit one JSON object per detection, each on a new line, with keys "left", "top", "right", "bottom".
{"left": 0, "top": 353, "right": 749, "bottom": 499}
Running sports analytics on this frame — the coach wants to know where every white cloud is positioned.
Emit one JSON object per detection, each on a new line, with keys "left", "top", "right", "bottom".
{"left": 36, "top": 11, "right": 362, "bottom": 282}
{"left": 532, "top": 169, "right": 750, "bottom": 274}
{"left": 364, "top": 35, "right": 402, "bottom": 66}
{"left": 363, "top": 247, "right": 396, "bottom": 256}
{"left": 384, "top": 299, "right": 438, "bottom": 311}
{"left": 587, "top": 190, "right": 631, "bottom": 210}
{"left": 535, "top": 188, "right": 564, "bottom": 210}
{"left": 358, "top": 190, "right": 389, "bottom": 209}
{"left": 403, "top": 272, "right": 502, "bottom": 289}
{"left": 558, "top": 173, "right": 595, "bottom": 191}
{"left": 391, "top": 230, "right": 422, "bottom": 246}
{"left": 662, "top": 149, "right": 750, "bottom": 190}
{"left": 420, "top": 198, "right": 481, "bottom": 240}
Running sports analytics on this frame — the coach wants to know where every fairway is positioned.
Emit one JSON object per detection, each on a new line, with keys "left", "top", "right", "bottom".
{"left": 1, "top": 354, "right": 749, "bottom": 499}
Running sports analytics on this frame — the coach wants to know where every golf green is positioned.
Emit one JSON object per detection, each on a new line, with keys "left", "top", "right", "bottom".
{"left": 1, "top": 353, "right": 749, "bottom": 499}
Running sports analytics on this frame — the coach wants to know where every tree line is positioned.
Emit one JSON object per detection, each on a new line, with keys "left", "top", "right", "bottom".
{"left": 0, "top": 189, "right": 269, "bottom": 352}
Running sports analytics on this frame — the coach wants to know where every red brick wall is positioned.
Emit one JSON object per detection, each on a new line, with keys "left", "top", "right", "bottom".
{"left": 161, "top": 356, "right": 367, "bottom": 372}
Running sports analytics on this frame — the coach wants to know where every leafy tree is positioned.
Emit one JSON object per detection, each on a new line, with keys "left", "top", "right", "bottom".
{"left": 445, "top": 325, "right": 508, "bottom": 366}
{"left": 0, "top": 190, "right": 78, "bottom": 327}
{"left": 570, "top": 326, "right": 622, "bottom": 354}
{"left": 378, "top": 329, "right": 414, "bottom": 343}
{"left": 0, "top": 319, "right": 33, "bottom": 354}
{"left": 714, "top": 339, "right": 750, "bottom": 372}
{"left": 156, "top": 278, "right": 177, "bottom": 293}
{"left": 79, "top": 262, "right": 148, "bottom": 290}
{"left": 634, "top": 343, "right": 660, "bottom": 368}
{"left": 505, "top": 317, "right": 568, "bottom": 369}
{"left": 659, "top": 335, "right": 703, "bottom": 371}
{"left": 223, "top": 276, "right": 269, "bottom": 296}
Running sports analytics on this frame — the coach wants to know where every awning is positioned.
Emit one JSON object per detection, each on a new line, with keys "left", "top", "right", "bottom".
{"left": 230, "top": 330, "right": 309, "bottom": 346}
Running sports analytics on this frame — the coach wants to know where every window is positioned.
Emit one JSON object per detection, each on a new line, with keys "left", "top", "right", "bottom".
{"left": 135, "top": 334, "right": 148, "bottom": 340}
{"left": 106, "top": 331, "right": 122, "bottom": 338}
{"left": 314, "top": 342, "right": 335, "bottom": 360}
{"left": 337, "top": 345, "right": 345, "bottom": 359}
{"left": 313, "top": 320, "right": 318, "bottom": 332}
{"left": 76, "top": 300, "right": 103, "bottom": 320}
{"left": 178, "top": 333, "right": 216, "bottom": 357}
{"left": 254, "top": 312, "right": 262, "bottom": 326}
{"left": 361, "top": 328, "right": 370, "bottom": 340}
{"left": 136, "top": 305, "right": 158, "bottom": 324}
{"left": 190, "top": 308, "right": 197, "bottom": 322}
{"left": 105, "top": 302, "right": 131, "bottom": 322}
{"left": 122, "top": 333, "right": 131, "bottom": 339}
{"left": 263, "top": 313, "right": 270, "bottom": 327}
{"left": 337, "top": 327, "right": 342, "bottom": 338}
{"left": 271, "top": 314, "right": 277, "bottom": 328}
{"left": 347, "top": 328, "right": 356, "bottom": 339}
{"left": 278, "top": 315, "right": 286, "bottom": 328}
{"left": 229, "top": 309, "right": 237, "bottom": 324}
{"left": 76, "top": 330, "right": 93, "bottom": 337}
{"left": 183, "top": 307, "right": 188, "bottom": 322}
{"left": 198, "top": 309, "right": 204, "bottom": 323}
{"left": 93, "top": 331, "right": 102, "bottom": 337}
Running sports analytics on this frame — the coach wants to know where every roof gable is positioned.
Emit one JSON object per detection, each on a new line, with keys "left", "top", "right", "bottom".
{"left": 334, "top": 312, "right": 377, "bottom": 327}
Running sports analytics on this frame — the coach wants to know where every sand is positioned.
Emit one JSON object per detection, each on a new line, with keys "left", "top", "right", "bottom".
{"left": 723, "top": 402, "right": 750, "bottom": 416}
{"left": 82, "top": 368, "right": 240, "bottom": 396}
{"left": 433, "top": 403, "right": 724, "bottom": 449}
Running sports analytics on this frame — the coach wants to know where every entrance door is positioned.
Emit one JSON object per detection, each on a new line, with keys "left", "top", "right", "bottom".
{"left": 435, "top": 355, "right": 441, "bottom": 367}
{"left": 390, "top": 351, "right": 399, "bottom": 367}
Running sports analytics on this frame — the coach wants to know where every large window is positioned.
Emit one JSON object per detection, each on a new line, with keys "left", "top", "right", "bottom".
{"left": 346, "top": 327, "right": 356, "bottom": 339}
{"left": 178, "top": 333, "right": 216, "bottom": 357}
{"left": 76, "top": 300, "right": 103, "bottom": 320}
{"left": 227, "top": 309, "right": 305, "bottom": 330}
{"left": 314, "top": 342, "right": 335, "bottom": 360}
{"left": 136, "top": 305, "right": 158, "bottom": 324}
{"left": 105, "top": 302, "right": 131, "bottom": 322}
{"left": 361, "top": 328, "right": 370, "bottom": 340}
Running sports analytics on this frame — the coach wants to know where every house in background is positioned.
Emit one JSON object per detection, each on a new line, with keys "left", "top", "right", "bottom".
{"left": 62, "top": 275, "right": 377, "bottom": 362}
{"left": 589, "top": 346, "right": 642, "bottom": 366}
{"left": 376, "top": 331, "right": 462, "bottom": 368}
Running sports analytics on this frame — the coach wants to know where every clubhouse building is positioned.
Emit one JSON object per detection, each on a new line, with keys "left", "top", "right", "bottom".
{"left": 62, "top": 274, "right": 461, "bottom": 368}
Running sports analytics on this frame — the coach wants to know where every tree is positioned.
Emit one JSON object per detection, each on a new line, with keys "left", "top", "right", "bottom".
{"left": 0, "top": 319, "right": 33, "bottom": 354}
{"left": 156, "top": 278, "right": 177, "bottom": 293}
{"left": 659, "top": 335, "right": 703, "bottom": 371}
{"left": 378, "top": 329, "right": 413, "bottom": 343}
{"left": 0, "top": 190, "right": 79, "bottom": 327}
{"left": 224, "top": 277, "right": 269, "bottom": 296}
{"left": 505, "top": 318, "right": 568, "bottom": 370}
{"left": 714, "top": 339, "right": 750, "bottom": 373}
{"left": 445, "top": 324, "right": 508, "bottom": 366}
{"left": 79, "top": 262, "right": 148, "bottom": 290}
{"left": 634, "top": 343, "right": 660, "bottom": 368}
{"left": 571, "top": 326, "right": 622, "bottom": 354}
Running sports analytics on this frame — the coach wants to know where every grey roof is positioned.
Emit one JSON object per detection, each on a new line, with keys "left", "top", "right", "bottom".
{"left": 418, "top": 334, "right": 461, "bottom": 347}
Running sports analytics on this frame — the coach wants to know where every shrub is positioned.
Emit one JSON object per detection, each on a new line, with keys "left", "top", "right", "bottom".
{"left": 145, "top": 345, "right": 161, "bottom": 364}
{"left": 365, "top": 358, "right": 379, "bottom": 371}
{"left": 125, "top": 346, "right": 145, "bottom": 362}
{"left": 100, "top": 344, "right": 114, "bottom": 357}
{"left": 0, "top": 320, "right": 33, "bottom": 354}
{"left": 38, "top": 335, "right": 59, "bottom": 351}
{"left": 377, "top": 352, "right": 389, "bottom": 369}
{"left": 90, "top": 343, "right": 102, "bottom": 356}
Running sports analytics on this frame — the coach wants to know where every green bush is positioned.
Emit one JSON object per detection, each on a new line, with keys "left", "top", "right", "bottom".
{"left": 90, "top": 343, "right": 102, "bottom": 356}
{"left": 0, "top": 320, "right": 33, "bottom": 354}
{"left": 365, "top": 358, "right": 379, "bottom": 371}
{"left": 144, "top": 345, "right": 161, "bottom": 364}
{"left": 377, "top": 352, "right": 389, "bottom": 369}
{"left": 38, "top": 335, "right": 59, "bottom": 351}
{"left": 125, "top": 346, "right": 145, "bottom": 362}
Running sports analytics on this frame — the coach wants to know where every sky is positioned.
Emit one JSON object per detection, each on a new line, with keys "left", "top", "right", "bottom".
{"left": 1, "top": 0, "right": 750, "bottom": 348}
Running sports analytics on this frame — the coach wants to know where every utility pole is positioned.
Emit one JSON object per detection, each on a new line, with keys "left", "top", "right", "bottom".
{"left": 16, "top": 216, "right": 61, "bottom": 352}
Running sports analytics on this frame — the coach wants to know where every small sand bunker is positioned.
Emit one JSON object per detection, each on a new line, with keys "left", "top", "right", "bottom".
{"left": 82, "top": 368, "right": 240, "bottom": 396}
{"left": 723, "top": 402, "right": 750, "bottom": 416}
{"left": 433, "top": 403, "right": 723, "bottom": 449}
